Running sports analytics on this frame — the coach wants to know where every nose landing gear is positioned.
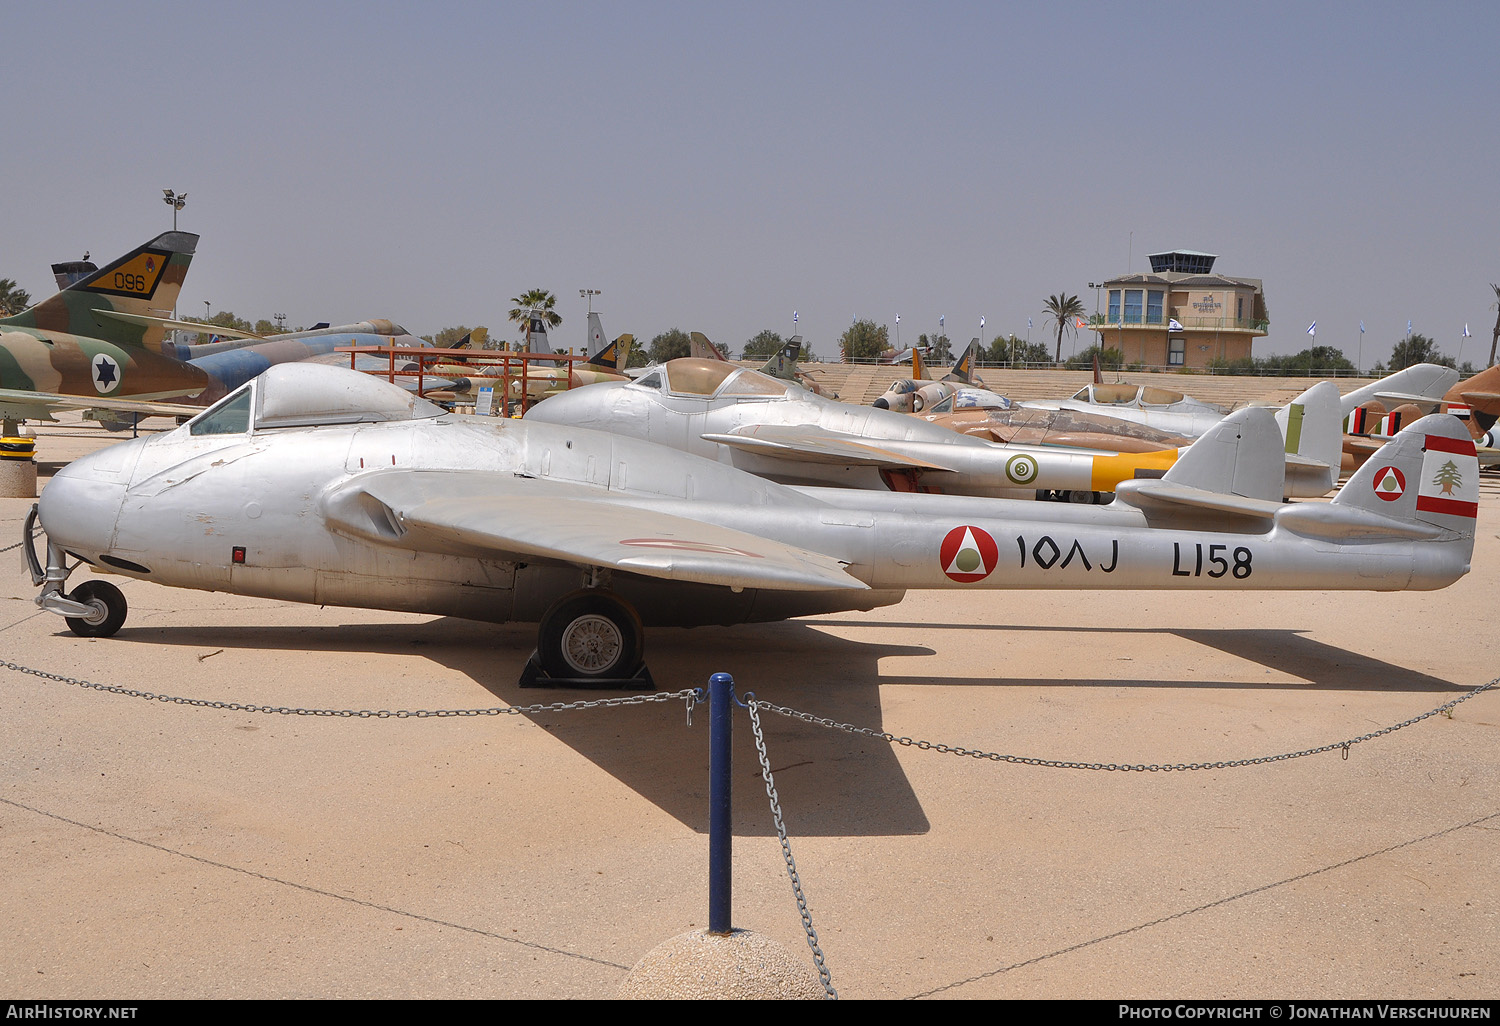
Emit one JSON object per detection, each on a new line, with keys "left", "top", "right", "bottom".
{"left": 24, "top": 504, "right": 129, "bottom": 638}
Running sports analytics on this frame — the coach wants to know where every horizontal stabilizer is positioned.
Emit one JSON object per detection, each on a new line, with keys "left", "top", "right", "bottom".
{"left": 93, "top": 309, "right": 264, "bottom": 341}
{"left": 703, "top": 424, "right": 962, "bottom": 471}
{"left": 1116, "top": 480, "right": 1284, "bottom": 520}
{"left": 326, "top": 470, "right": 867, "bottom": 593}
{"left": 1340, "top": 364, "right": 1458, "bottom": 416}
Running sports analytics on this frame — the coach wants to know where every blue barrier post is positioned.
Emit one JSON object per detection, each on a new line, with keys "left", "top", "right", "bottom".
{"left": 708, "top": 671, "right": 734, "bottom": 935}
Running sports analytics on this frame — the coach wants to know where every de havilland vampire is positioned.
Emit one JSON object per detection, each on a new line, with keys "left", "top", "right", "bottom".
{"left": 29, "top": 364, "right": 1477, "bottom": 682}
{"left": 525, "top": 357, "right": 1345, "bottom": 500}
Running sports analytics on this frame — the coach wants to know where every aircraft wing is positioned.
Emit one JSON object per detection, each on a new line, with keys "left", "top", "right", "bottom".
{"left": 701, "top": 424, "right": 963, "bottom": 471}
{"left": 326, "top": 469, "right": 867, "bottom": 592}
{"left": 0, "top": 387, "right": 202, "bottom": 424}
{"left": 92, "top": 309, "right": 265, "bottom": 341}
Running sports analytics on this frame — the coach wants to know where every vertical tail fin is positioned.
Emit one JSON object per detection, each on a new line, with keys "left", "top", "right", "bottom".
{"left": 1332, "top": 414, "right": 1479, "bottom": 540}
{"left": 1276, "top": 380, "right": 1343, "bottom": 497}
{"left": 690, "top": 331, "right": 729, "bottom": 362}
{"left": 587, "top": 312, "right": 607, "bottom": 358}
{"left": 911, "top": 346, "right": 927, "bottom": 381}
{"left": 1162, "top": 406, "right": 1285, "bottom": 501}
{"left": 587, "top": 334, "right": 633, "bottom": 370}
{"left": 943, "top": 339, "right": 979, "bottom": 384}
{"left": 1, "top": 232, "right": 198, "bottom": 347}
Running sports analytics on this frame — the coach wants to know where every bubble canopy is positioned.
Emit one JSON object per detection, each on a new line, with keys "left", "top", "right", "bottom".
{"left": 186, "top": 363, "right": 445, "bottom": 436}
{"left": 630, "top": 358, "right": 793, "bottom": 399}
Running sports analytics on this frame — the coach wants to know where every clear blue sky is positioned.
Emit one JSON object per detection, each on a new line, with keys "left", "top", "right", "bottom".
{"left": 4, "top": 1, "right": 1495, "bottom": 365}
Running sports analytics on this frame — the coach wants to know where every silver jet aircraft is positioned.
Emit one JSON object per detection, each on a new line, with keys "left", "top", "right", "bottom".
{"left": 30, "top": 364, "right": 1476, "bottom": 682}
{"left": 525, "top": 357, "right": 1344, "bottom": 500}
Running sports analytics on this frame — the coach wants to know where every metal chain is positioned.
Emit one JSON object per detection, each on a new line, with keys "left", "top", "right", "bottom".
{"left": 754, "top": 675, "right": 1500, "bottom": 772}
{"left": 0, "top": 526, "right": 40, "bottom": 555}
{"left": 744, "top": 694, "right": 837, "bottom": 1000}
{"left": 0, "top": 658, "right": 700, "bottom": 719}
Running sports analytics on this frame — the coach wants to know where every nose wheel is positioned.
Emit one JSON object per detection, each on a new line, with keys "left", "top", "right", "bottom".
{"left": 63, "top": 580, "right": 128, "bottom": 638}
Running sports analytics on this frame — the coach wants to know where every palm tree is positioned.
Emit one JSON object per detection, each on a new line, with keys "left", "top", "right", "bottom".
{"left": 0, "top": 278, "right": 32, "bottom": 317}
{"left": 508, "top": 289, "right": 562, "bottom": 351}
{"left": 1043, "top": 293, "right": 1085, "bottom": 364}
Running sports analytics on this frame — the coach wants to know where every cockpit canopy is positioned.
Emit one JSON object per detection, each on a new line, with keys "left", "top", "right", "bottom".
{"left": 186, "top": 363, "right": 445, "bottom": 436}
{"left": 928, "top": 388, "right": 1013, "bottom": 414}
{"left": 1069, "top": 382, "right": 1224, "bottom": 413}
{"left": 630, "top": 358, "right": 794, "bottom": 399}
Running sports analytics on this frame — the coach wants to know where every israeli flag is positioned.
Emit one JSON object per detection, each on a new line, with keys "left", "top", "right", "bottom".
{"left": 980, "top": 316, "right": 985, "bottom": 328}
{"left": 1463, "top": 323, "right": 1472, "bottom": 338}
{"left": 1307, "top": 321, "right": 1316, "bottom": 337}
{"left": 1027, "top": 317, "right": 1032, "bottom": 330}
{"left": 1359, "top": 321, "right": 1365, "bottom": 335}
{"left": 793, "top": 310, "right": 797, "bottom": 324}
{"left": 1168, "top": 318, "right": 1184, "bottom": 331}
{"left": 1408, "top": 319, "right": 1413, "bottom": 335}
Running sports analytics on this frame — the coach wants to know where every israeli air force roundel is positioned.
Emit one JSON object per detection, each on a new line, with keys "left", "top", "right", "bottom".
{"left": 1372, "top": 465, "right": 1405, "bottom": 501}
{"left": 940, "top": 525, "right": 998, "bottom": 582}
{"left": 91, "top": 354, "right": 122, "bottom": 394}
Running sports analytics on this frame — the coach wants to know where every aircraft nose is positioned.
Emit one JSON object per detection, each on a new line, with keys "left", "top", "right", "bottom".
{"left": 872, "top": 397, "right": 889, "bottom": 410}
{"left": 36, "top": 440, "right": 141, "bottom": 558}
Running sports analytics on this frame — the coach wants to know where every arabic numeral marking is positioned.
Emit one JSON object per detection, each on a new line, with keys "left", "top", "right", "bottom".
{"left": 113, "top": 272, "right": 145, "bottom": 292}
{"left": 1173, "top": 542, "right": 1252, "bottom": 579}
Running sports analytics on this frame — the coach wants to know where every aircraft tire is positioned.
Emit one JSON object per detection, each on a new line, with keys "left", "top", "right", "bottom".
{"left": 537, "top": 590, "right": 645, "bottom": 680}
{"left": 64, "top": 580, "right": 128, "bottom": 638}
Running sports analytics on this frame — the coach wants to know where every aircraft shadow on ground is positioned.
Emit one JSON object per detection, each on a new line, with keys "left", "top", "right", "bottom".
{"left": 86, "top": 614, "right": 1466, "bottom": 836}
{"left": 94, "top": 617, "right": 937, "bottom": 837}
{"left": 796, "top": 620, "right": 1469, "bottom": 694}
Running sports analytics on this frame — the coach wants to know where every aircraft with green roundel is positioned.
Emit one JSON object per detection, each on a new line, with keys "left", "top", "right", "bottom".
{"left": 27, "top": 362, "right": 1477, "bottom": 682}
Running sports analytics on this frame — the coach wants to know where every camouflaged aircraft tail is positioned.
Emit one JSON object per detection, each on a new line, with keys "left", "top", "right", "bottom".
{"left": 0, "top": 232, "right": 198, "bottom": 349}
{"left": 942, "top": 339, "right": 980, "bottom": 385}
{"left": 587, "top": 334, "right": 633, "bottom": 370}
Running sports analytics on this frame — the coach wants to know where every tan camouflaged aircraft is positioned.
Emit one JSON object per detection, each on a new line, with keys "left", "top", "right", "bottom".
{"left": 0, "top": 232, "right": 208, "bottom": 432}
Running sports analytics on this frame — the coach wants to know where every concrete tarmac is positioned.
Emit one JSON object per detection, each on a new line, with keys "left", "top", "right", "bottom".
{"left": 0, "top": 416, "right": 1495, "bottom": 1000}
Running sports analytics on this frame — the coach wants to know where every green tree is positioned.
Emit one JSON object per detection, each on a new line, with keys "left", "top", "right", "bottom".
{"left": 1064, "top": 345, "right": 1125, "bottom": 371}
{"left": 985, "top": 335, "right": 1049, "bottom": 364}
{"left": 1043, "top": 293, "right": 1086, "bottom": 364}
{"left": 429, "top": 325, "right": 475, "bottom": 348}
{"left": 508, "top": 289, "right": 562, "bottom": 349}
{"left": 839, "top": 319, "right": 888, "bottom": 362}
{"left": 0, "top": 278, "right": 32, "bottom": 316}
{"left": 647, "top": 328, "right": 691, "bottom": 363}
{"left": 1388, "top": 333, "right": 1451, "bottom": 371}
{"left": 742, "top": 329, "right": 785, "bottom": 360}
{"left": 1258, "top": 346, "right": 1356, "bottom": 374}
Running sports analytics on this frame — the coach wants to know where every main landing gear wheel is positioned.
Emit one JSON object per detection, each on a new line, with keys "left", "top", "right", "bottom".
{"left": 537, "top": 591, "right": 645, "bottom": 680}
{"left": 64, "top": 580, "right": 127, "bottom": 638}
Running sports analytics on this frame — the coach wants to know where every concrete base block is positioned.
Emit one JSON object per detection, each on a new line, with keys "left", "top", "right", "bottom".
{"left": 0, "top": 460, "right": 37, "bottom": 498}
{"left": 619, "top": 928, "right": 827, "bottom": 1000}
